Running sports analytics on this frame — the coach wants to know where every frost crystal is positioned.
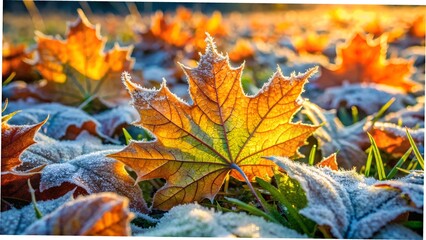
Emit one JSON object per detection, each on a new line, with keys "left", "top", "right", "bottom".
{"left": 0, "top": 191, "right": 74, "bottom": 234}
{"left": 141, "top": 203, "right": 305, "bottom": 238}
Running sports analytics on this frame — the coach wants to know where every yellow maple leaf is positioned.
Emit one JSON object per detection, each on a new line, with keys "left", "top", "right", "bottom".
{"left": 109, "top": 36, "right": 318, "bottom": 210}
{"left": 316, "top": 32, "right": 419, "bottom": 92}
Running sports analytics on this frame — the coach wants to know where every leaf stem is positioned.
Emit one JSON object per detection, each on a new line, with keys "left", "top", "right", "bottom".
{"left": 27, "top": 179, "right": 43, "bottom": 219}
{"left": 230, "top": 163, "right": 266, "bottom": 211}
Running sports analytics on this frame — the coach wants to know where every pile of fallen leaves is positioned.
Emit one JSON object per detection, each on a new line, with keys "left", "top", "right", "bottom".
{"left": 1, "top": 5, "right": 424, "bottom": 238}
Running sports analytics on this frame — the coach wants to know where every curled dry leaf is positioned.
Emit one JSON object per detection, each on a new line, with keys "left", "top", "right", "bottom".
{"left": 27, "top": 9, "right": 135, "bottom": 107}
{"left": 0, "top": 190, "right": 74, "bottom": 234}
{"left": 303, "top": 101, "right": 370, "bottom": 169}
{"left": 24, "top": 192, "right": 134, "bottom": 236}
{"left": 315, "top": 32, "right": 419, "bottom": 92}
{"left": 17, "top": 131, "right": 148, "bottom": 212}
{"left": 368, "top": 122, "right": 424, "bottom": 156}
{"left": 268, "top": 156, "right": 423, "bottom": 239}
{"left": 143, "top": 203, "right": 305, "bottom": 237}
{"left": 109, "top": 36, "right": 318, "bottom": 210}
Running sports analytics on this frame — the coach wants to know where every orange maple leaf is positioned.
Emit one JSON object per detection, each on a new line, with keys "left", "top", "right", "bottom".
{"left": 316, "top": 32, "right": 419, "bottom": 92}
{"left": 369, "top": 122, "right": 424, "bottom": 156}
{"left": 109, "top": 36, "right": 318, "bottom": 210}
{"left": 316, "top": 153, "right": 338, "bottom": 170}
{"left": 145, "top": 11, "right": 192, "bottom": 48}
{"left": 28, "top": 9, "right": 135, "bottom": 107}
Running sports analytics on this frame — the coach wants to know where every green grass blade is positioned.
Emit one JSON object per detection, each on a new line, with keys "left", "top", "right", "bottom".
{"left": 367, "top": 133, "right": 386, "bottom": 180}
{"left": 224, "top": 197, "right": 279, "bottom": 224}
{"left": 403, "top": 221, "right": 423, "bottom": 229}
{"left": 351, "top": 106, "right": 359, "bottom": 123}
{"left": 364, "top": 146, "right": 374, "bottom": 177}
{"left": 2, "top": 72, "right": 16, "bottom": 86}
{"left": 371, "top": 97, "right": 395, "bottom": 125}
{"left": 122, "top": 128, "right": 133, "bottom": 145}
{"left": 308, "top": 145, "right": 317, "bottom": 166}
{"left": 387, "top": 147, "right": 412, "bottom": 179}
{"left": 405, "top": 128, "right": 424, "bottom": 169}
{"left": 396, "top": 167, "right": 411, "bottom": 174}
{"left": 256, "top": 177, "right": 310, "bottom": 235}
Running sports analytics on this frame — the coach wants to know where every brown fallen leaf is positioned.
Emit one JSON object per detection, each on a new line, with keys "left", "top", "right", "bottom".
{"left": 24, "top": 192, "right": 134, "bottom": 236}
{"left": 303, "top": 101, "right": 370, "bottom": 169}
{"left": 315, "top": 32, "right": 419, "bottom": 92}
{"left": 27, "top": 9, "right": 135, "bottom": 107}
{"left": 1, "top": 105, "right": 47, "bottom": 210}
{"left": 109, "top": 36, "right": 318, "bottom": 210}
{"left": 316, "top": 153, "right": 338, "bottom": 170}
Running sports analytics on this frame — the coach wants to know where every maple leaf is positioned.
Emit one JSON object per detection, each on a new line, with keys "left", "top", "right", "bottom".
{"left": 109, "top": 37, "right": 318, "bottom": 210}
{"left": 24, "top": 192, "right": 134, "bottom": 236}
{"left": 27, "top": 9, "right": 135, "bottom": 107}
{"left": 268, "top": 156, "right": 423, "bottom": 239}
{"left": 315, "top": 32, "right": 419, "bottom": 92}
{"left": 303, "top": 102, "right": 370, "bottom": 169}
{"left": 1, "top": 105, "right": 73, "bottom": 210}
{"left": 369, "top": 122, "right": 424, "bottom": 156}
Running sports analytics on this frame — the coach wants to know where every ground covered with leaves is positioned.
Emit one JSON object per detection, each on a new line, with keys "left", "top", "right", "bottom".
{"left": 1, "top": 3, "right": 425, "bottom": 238}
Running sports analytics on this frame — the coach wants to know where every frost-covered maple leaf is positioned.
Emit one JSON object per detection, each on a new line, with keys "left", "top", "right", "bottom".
{"left": 268, "top": 156, "right": 423, "bottom": 239}
{"left": 109, "top": 36, "right": 318, "bottom": 210}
